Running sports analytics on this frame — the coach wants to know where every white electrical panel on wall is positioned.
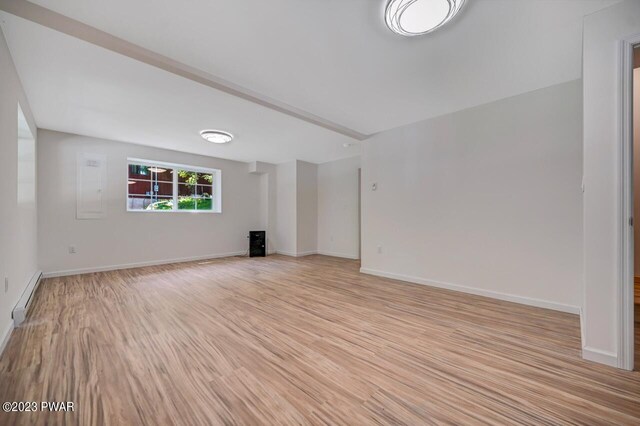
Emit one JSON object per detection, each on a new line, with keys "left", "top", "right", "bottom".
{"left": 76, "top": 153, "right": 107, "bottom": 219}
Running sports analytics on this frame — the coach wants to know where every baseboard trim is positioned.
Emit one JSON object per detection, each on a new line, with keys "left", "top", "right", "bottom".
{"left": 12, "top": 270, "right": 43, "bottom": 326}
{"left": 359, "top": 267, "right": 580, "bottom": 315}
{"left": 0, "top": 320, "right": 14, "bottom": 356}
{"left": 582, "top": 346, "right": 618, "bottom": 368}
{"left": 43, "top": 251, "right": 246, "bottom": 278}
{"left": 276, "top": 250, "right": 317, "bottom": 258}
{"left": 317, "top": 251, "right": 360, "bottom": 260}
{"left": 579, "top": 307, "right": 585, "bottom": 347}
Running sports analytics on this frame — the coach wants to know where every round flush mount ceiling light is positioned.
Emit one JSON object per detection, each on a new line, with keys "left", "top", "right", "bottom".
{"left": 200, "top": 129, "right": 234, "bottom": 144}
{"left": 385, "top": 0, "right": 466, "bottom": 37}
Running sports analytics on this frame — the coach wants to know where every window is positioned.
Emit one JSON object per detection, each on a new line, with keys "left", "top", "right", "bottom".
{"left": 17, "top": 104, "right": 35, "bottom": 205}
{"left": 127, "top": 159, "right": 221, "bottom": 213}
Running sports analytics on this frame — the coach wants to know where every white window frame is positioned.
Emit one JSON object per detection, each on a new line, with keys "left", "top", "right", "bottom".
{"left": 126, "top": 158, "right": 222, "bottom": 213}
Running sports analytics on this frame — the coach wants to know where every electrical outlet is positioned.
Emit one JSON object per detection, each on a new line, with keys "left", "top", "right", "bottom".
{"left": 69, "top": 245, "right": 76, "bottom": 254}
{"left": 4, "top": 277, "right": 8, "bottom": 293}
{"left": 377, "top": 245, "right": 383, "bottom": 254}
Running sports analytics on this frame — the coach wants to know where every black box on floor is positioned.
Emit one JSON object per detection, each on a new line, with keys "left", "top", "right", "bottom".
{"left": 249, "top": 231, "right": 266, "bottom": 257}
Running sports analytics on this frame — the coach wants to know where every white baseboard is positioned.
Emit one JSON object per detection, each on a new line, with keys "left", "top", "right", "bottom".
{"left": 578, "top": 307, "right": 585, "bottom": 347}
{"left": 12, "top": 270, "right": 43, "bottom": 326}
{"left": 0, "top": 319, "right": 14, "bottom": 356}
{"left": 359, "top": 267, "right": 580, "bottom": 315}
{"left": 43, "top": 251, "right": 246, "bottom": 278}
{"left": 277, "top": 250, "right": 359, "bottom": 260}
{"left": 276, "top": 250, "right": 317, "bottom": 258}
{"left": 582, "top": 346, "right": 618, "bottom": 368}
{"left": 317, "top": 251, "right": 360, "bottom": 260}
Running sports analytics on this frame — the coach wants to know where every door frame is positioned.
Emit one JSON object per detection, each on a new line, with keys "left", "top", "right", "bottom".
{"left": 618, "top": 35, "right": 640, "bottom": 371}
{"left": 358, "top": 167, "right": 362, "bottom": 261}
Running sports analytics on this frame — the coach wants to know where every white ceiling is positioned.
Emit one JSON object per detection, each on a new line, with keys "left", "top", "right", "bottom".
{"left": 0, "top": 0, "right": 622, "bottom": 164}
{"left": 0, "top": 13, "right": 360, "bottom": 164}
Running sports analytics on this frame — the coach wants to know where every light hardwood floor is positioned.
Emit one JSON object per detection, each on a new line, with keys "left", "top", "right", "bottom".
{"left": 1, "top": 255, "right": 640, "bottom": 425}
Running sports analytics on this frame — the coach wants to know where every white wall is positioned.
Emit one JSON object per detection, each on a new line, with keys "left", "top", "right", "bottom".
{"left": 275, "top": 160, "right": 320, "bottom": 257}
{"left": 0, "top": 28, "right": 38, "bottom": 348}
{"left": 250, "top": 161, "right": 277, "bottom": 254}
{"left": 38, "top": 130, "right": 262, "bottom": 275}
{"left": 582, "top": 0, "right": 640, "bottom": 368}
{"left": 361, "top": 79, "right": 583, "bottom": 314}
{"left": 276, "top": 161, "right": 297, "bottom": 256}
{"left": 296, "top": 161, "right": 318, "bottom": 256}
{"left": 317, "top": 156, "right": 361, "bottom": 259}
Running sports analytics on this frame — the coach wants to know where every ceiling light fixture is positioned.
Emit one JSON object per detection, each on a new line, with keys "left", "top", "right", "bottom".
{"left": 385, "top": 0, "right": 466, "bottom": 37}
{"left": 200, "top": 129, "right": 234, "bottom": 144}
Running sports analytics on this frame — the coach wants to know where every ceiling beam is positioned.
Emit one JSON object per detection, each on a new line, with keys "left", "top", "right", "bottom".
{"left": 0, "top": 0, "right": 369, "bottom": 140}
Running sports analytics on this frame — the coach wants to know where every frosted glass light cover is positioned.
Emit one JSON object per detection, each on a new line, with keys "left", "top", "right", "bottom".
{"left": 385, "top": 0, "right": 466, "bottom": 37}
{"left": 200, "top": 130, "right": 234, "bottom": 144}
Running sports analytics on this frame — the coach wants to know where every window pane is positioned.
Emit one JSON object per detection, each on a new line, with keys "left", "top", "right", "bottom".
{"left": 197, "top": 173, "right": 213, "bottom": 185}
{"left": 128, "top": 180, "right": 151, "bottom": 196}
{"left": 147, "top": 197, "right": 173, "bottom": 210}
{"left": 178, "top": 181, "right": 195, "bottom": 210}
{"left": 196, "top": 197, "right": 213, "bottom": 210}
{"left": 129, "top": 164, "right": 150, "bottom": 180}
{"left": 128, "top": 195, "right": 153, "bottom": 210}
{"left": 178, "top": 196, "right": 196, "bottom": 210}
{"left": 196, "top": 184, "right": 213, "bottom": 198}
{"left": 177, "top": 170, "right": 198, "bottom": 184}
{"left": 154, "top": 181, "right": 173, "bottom": 197}
{"left": 17, "top": 105, "right": 36, "bottom": 204}
{"left": 152, "top": 167, "right": 173, "bottom": 182}
{"left": 178, "top": 183, "right": 194, "bottom": 197}
{"left": 196, "top": 185, "right": 213, "bottom": 210}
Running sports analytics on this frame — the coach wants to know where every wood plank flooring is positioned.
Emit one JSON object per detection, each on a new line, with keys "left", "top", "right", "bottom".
{"left": 1, "top": 255, "right": 640, "bottom": 425}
